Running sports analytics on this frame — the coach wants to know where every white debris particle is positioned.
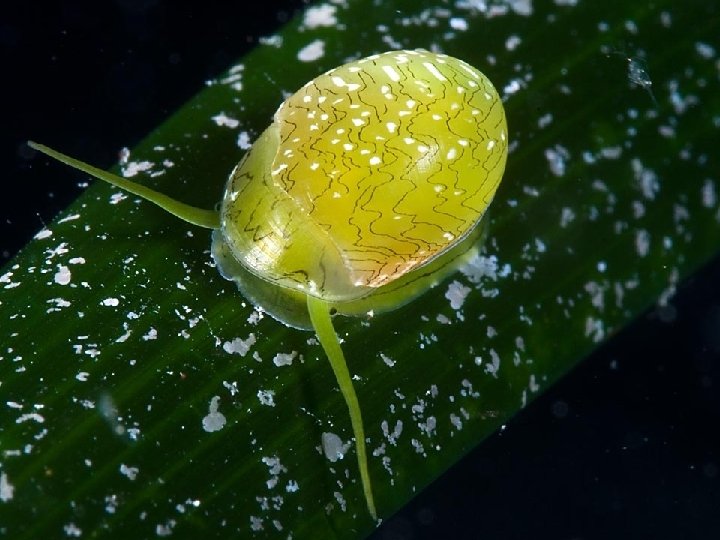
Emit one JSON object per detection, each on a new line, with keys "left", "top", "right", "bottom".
{"left": 16, "top": 413, "right": 45, "bottom": 424}
{"left": 585, "top": 281, "right": 606, "bottom": 311}
{"left": 554, "top": 0, "right": 578, "bottom": 5}
{"left": 202, "top": 396, "right": 227, "bottom": 433}
{"left": 259, "top": 34, "right": 283, "bottom": 48}
{"left": 321, "top": 432, "right": 349, "bottom": 462}
{"left": 120, "top": 463, "right": 139, "bottom": 481}
{"left": 380, "top": 352, "right": 396, "bottom": 367}
{"left": 538, "top": 113, "right": 553, "bottom": 128}
{"left": 110, "top": 192, "right": 127, "bottom": 205}
{"left": 411, "top": 399, "right": 426, "bottom": 416}
{"left": 237, "top": 131, "right": 252, "bottom": 150}
{"left": 69, "top": 257, "right": 85, "bottom": 265}
{"left": 658, "top": 124, "right": 676, "bottom": 138}
{"left": 257, "top": 390, "right": 276, "bottom": 407}
{"left": 411, "top": 438, "right": 425, "bottom": 456}
{"left": 334, "top": 491, "right": 347, "bottom": 512}
{"left": 601, "top": 146, "right": 622, "bottom": 159}
{"left": 101, "top": 297, "right": 119, "bottom": 307}
{"left": 505, "top": 34, "right": 522, "bottom": 51}
{"left": 261, "top": 456, "right": 287, "bottom": 490}
{"left": 0, "top": 472, "right": 14, "bottom": 502}
{"left": 297, "top": 39, "right": 325, "bottom": 63}
{"left": 461, "top": 379, "right": 480, "bottom": 398}
{"left": 47, "top": 297, "right": 71, "bottom": 313}
{"left": 529, "top": 374, "right": 540, "bottom": 392}
{"left": 303, "top": 4, "right": 337, "bottom": 28}
{"left": 286, "top": 480, "right": 299, "bottom": 493}
{"left": 156, "top": 520, "right": 176, "bottom": 537}
{"left": 503, "top": 78, "right": 524, "bottom": 96}
{"left": 420, "top": 416, "right": 437, "bottom": 437}
{"left": 545, "top": 145, "right": 570, "bottom": 176}
{"left": 104, "top": 494, "right": 119, "bottom": 514}
{"left": 76, "top": 371, "right": 90, "bottom": 382}
{"left": 115, "top": 328, "right": 131, "bottom": 343}
{"left": 142, "top": 327, "right": 158, "bottom": 341}
{"left": 585, "top": 317, "right": 605, "bottom": 343}
{"left": 459, "top": 253, "right": 509, "bottom": 284}
{"left": 635, "top": 229, "right": 650, "bottom": 257}
{"left": 222, "top": 380, "right": 239, "bottom": 396}
{"left": 449, "top": 17, "right": 468, "bottom": 31}
{"left": 668, "top": 79, "right": 699, "bottom": 115}
{"left": 223, "top": 334, "right": 256, "bottom": 356}
{"left": 46, "top": 242, "right": 69, "bottom": 259}
{"left": 450, "top": 413, "right": 463, "bottom": 431}
{"left": 560, "top": 207, "right": 575, "bottom": 227}
{"left": 211, "top": 112, "right": 240, "bottom": 128}
{"left": 381, "top": 419, "right": 403, "bottom": 445}
{"left": 34, "top": 228, "right": 53, "bottom": 240}
{"left": 631, "top": 158, "right": 660, "bottom": 200}
{"left": 272, "top": 351, "right": 297, "bottom": 367}
{"left": 702, "top": 179, "right": 716, "bottom": 208}
{"left": 485, "top": 349, "right": 501, "bottom": 378}
{"left": 695, "top": 41, "right": 716, "bottom": 59}
{"left": 445, "top": 280, "right": 471, "bottom": 310}
{"left": 63, "top": 523, "right": 82, "bottom": 537}
{"left": 122, "top": 160, "right": 153, "bottom": 178}
{"left": 250, "top": 516, "right": 264, "bottom": 531}
{"left": 54, "top": 265, "right": 71, "bottom": 285}
{"left": 632, "top": 200, "right": 646, "bottom": 219}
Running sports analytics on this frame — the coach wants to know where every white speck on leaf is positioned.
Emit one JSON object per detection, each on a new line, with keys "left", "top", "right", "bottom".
{"left": 261, "top": 455, "right": 288, "bottom": 490}
{"left": 545, "top": 144, "right": 570, "bottom": 176}
{"left": 0, "top": 472, "right": 14, "bottom": 502}
{"left": 272, "top": 351, "right": 297, "bottom": 367}
{"left": 54, "top": 265, "right": 71, "bottom": 285}
{"left": 16, "top": 413, "right": 45, "bottom": 424}
{"left": 297, "top": 39, "right": 325, "bottom": 62}
{"left": 380, "top": 352, "right": 396, "bottom": 367}
{"left": 119, "top": 463, "right": 139, "bottom": 481}
{"left": 237, "top": 131, "right": 253, "bottom": 150}
{"left": 202, "top": 396, "right": 227, "bottom": 433}
{"left": 321, "top": 432, "right": 349, "bottom": 462}
{"left": 142, "top": 327, "right": 158, "bottom": 341}
{"left": 302, "top": 4, "right": 337, "bottom": 28}
{"left": 257, "top": 390, "right": 275, "bottom": 407}
{"left": 223, "top": 334, "right": 256, "bottom": 356}
{"left": 121, "top": 160, "right": 153, "bottom": 178}
{"left": 702, "top": 179, "right": 716, "bottom": 208}
{"left": 63, "top": 523, "right": 82, "bottom": 537}
{"left": 445, "top": 280, "right": 471, "bottom": 310}
{"left": 211, "top": 112, "right": 240, "bottom": 128}
{"left": 34, "top": 228, "right": 53, "bottom": 240}
{"left": 449, "top": 17, "right": 468, "bottom": 31}
{"left": 635, "top": 229, "right": 650, "bottom": 257}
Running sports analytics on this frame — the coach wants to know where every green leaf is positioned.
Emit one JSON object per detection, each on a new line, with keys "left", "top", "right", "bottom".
{"left": 2, "top": 1, "right": 718, "bottom": 538}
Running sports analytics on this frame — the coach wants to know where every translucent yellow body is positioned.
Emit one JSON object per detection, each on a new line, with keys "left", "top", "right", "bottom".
{"left": 219, "top": 50, "right": 507, "bottom": 305}
{"left": 28, "top": 49, "right": 508, "bottom": 523}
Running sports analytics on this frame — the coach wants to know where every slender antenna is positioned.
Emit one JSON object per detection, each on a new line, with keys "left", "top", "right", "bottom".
{"left": 28, "top": 141, "right": 221, "bottom": 230}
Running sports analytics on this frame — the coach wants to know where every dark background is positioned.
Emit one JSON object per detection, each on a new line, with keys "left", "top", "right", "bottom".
{"left": 3, "top": 2, "right": 720, "bottom": 539}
